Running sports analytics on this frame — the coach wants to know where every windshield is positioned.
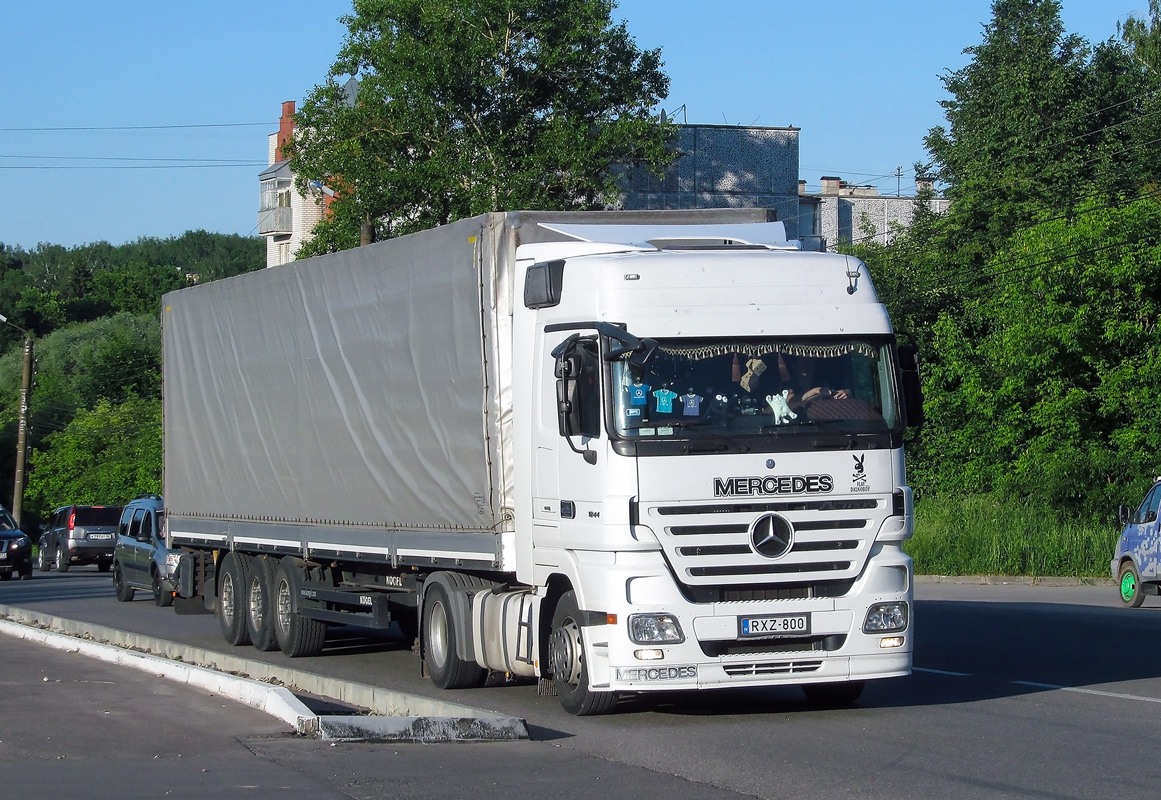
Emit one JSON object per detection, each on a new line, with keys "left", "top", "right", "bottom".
{"left": 611, "top": 337, "right": 901, "bottom": 439}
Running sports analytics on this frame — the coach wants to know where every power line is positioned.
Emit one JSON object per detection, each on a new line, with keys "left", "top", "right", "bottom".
{"left": 0, "top": 122, "right": 270, "bottom": 132}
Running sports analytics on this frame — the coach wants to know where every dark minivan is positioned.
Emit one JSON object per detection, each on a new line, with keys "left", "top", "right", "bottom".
{"left": 38, "top": 505, "right": 122, "bottom": 573}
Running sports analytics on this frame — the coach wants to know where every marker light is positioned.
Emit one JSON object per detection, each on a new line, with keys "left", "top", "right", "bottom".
{"left": 634, "top": 649, "right": 665, "bottom": 661}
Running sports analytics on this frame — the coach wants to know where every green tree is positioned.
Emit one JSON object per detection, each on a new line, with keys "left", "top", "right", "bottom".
{"left": 25, "top": 397, "right": 162, "bottom": 517}
{"left": 290, "top": 0, "right": 674, "bottom": 253}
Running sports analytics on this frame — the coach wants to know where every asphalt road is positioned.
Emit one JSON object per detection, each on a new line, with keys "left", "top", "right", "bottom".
{"left": 4, "top": 569, "right": 1161, "bottom": 800}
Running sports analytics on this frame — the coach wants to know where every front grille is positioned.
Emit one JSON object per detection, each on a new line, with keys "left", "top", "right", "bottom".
{"left": 646, "top": 497, "right": 886, "bottom": 587}
{"left": 702, "top": 634, "right": 847, "bottom": 657}
{"left": 685, "top": 579, "right": 855, "bottom": 603}
{"left": 723, "top": 660, "right": 824, "bottom": 677}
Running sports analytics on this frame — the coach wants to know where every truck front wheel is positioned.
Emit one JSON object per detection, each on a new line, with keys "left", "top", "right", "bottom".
{"left": 217, "top": 552, "right": 252, "bottom": 646}
{"left": 550, "top": 590, "right": 617, "bottom": 716}
{"left": 272, "top": 559, "right": 326, "bottom": 657}
{"left": 422, "top": 582, "right": 486, "bottom": 689}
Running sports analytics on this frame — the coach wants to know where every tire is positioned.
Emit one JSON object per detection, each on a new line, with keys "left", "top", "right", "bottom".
{"left": 113, "top": 563, "right": 135, "bottom": 602}
{"left": 550, "top": 590, "right": 617, "bottom": 716}
{"left": 271, "top": 559, "right": 326, "bottom": 657}
{"left": 1119, "top": 560, "right": 1147, "bottom": 608}
{"left": 97, "top": 560, "right": 111, "bottom": 574}
{"left": 19, "top": 566, "right": 32, "bottom": 580}
{"left": 0, "top": 571, "right": 10, "bottom": 581}
{"left": 55, "top": 546, "right": 70, "bottom": 573}
{"left": 216, "top": 552, "right": 253, "bottom": 646}
{"left": 38, "top": 546, "right": 51, "bottom": 572}
{"left": 422, "top": 582, "right": 487, "bottom": 690}
{"left": 152, "top": 570, "right": 173, "bottom": 608}
{"left": 802, "top": 681, "right": 866, "bottom": 707}
{"left": 245, "top": 557, "right": 279, "bottom": 651}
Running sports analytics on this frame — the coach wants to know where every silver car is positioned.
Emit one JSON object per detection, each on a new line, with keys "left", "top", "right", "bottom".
{"left": 112, "top": 495, "right": 178, "bottom": 607}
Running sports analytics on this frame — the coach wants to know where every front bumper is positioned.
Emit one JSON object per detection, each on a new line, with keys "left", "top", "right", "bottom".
{"left": 582, "top": 545, "right": 913, "bottom": 693}
{"left": 0, "top": 546, "right": 33, "bottom": 572}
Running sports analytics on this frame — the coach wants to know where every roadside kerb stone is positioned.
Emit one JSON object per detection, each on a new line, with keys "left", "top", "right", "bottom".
{"left": 915, "top": 575, "right": 1114, "bottom": 587}
{"left": 0, "top": 602, "right": 529, "bottom": 742}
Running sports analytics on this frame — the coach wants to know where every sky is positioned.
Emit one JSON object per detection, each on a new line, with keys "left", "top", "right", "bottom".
{"left": 0, "top": 0, "right": 1139, "bottom": 250}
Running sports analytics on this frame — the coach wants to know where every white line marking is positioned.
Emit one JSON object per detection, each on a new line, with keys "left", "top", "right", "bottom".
{"left": 913, "top": 666, "right": 971, "bottom": 677}
{"left": 1012, "top": 680, "right": 1161, "bottom": 705}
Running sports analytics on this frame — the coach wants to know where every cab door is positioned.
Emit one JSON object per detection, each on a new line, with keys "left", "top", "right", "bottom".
{"left": 1130, "top": 486, "right": 1161, "bottom": 577}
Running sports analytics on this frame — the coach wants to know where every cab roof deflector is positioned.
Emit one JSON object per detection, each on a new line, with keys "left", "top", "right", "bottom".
{"left": 538, "top": 221, "right": 800, "bottom": 251}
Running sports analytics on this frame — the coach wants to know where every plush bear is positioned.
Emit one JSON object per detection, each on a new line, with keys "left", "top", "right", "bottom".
{"left": 766, "top": 390, "right": 797, "bottom": 424}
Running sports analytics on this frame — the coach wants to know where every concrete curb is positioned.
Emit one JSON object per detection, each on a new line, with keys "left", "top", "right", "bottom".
{"left": 0, "top": 603, "right": 529, "bottom": 742}
{"left": 915, "top": 575, "right": 1114, "bottom": 587}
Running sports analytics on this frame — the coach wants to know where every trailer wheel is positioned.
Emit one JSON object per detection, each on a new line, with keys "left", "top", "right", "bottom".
{"left": 217, "top": 552, "right": 252, "bottom": 646}
{"left": 423, "top": 582, "right": 486, "bottom": 689}
{"left": 550, "top": 590, "right": 618, "bottom": 716}
{"left": 245, "top": 556, "right": 279, "bottom": 651}
{"left": 272, "top": 559, "right": 326, "bottom": 657}
{"left": 113, "top": 563, "right": 135, "bottom": 602}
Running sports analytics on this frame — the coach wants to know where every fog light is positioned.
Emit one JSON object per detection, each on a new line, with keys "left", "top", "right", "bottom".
{"left": 879, "top": 636, "right": 905, "bottom": 649}
{"left": 863, "top": 602, "right": 908, "bottom": 633}
{"left": 634, "top": 649, "right": 664, "bottom": 660}
{"left": 628, "top": 613, "right": 685, "bottom": 644}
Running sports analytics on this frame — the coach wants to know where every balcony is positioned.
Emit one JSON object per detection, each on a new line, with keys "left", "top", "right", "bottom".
{"left": 258, "top": 206, "right": 292, "bottom": 236}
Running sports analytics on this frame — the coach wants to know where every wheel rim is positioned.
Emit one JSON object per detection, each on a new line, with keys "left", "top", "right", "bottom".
{"left": 275, "top": 579, "right": 292, "bottom": 635}
{"left": 550, "top": 616, "right": 583, "bottom": 690}
{"left": 1121, "top": 570, "right": 1138, "bottom": 603}
{"left": 249, "top": 576, "right": 264, "bottom": 631}
{"left": 427, "top": 601, "right": 450, "bottom": 668}
{"left": 221, "top": 572, "right": 235, "bottom": 625}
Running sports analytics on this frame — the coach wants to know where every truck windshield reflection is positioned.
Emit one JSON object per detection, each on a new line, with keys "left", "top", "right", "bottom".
{"left": 611, "top": 337, "right": 901, "bottom": 438}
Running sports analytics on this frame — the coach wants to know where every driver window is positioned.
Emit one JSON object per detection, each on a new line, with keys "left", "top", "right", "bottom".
{"left": 1136, "top": 486, "right": 1161, "bottom": 524}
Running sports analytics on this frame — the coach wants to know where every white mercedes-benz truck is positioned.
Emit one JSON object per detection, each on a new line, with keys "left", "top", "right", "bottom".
{"left": 164, "top": 209, "right": 922, "bottom": 715}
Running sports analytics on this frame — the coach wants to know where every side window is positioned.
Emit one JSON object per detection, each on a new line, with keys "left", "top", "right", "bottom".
{"left": 128, "top": 509, "right": 147, "bottom": 540}
{"left": 1135, "top": 487, "right": 1161, "bottom": 524}
{"left": 119, "top": 509, "right": 132, "bottom": 538}
{"left": 144, "top": 512, "right": 155, "bottom": 540}
{"left": 576, "top": 339, "right": 601, "bottom": 438}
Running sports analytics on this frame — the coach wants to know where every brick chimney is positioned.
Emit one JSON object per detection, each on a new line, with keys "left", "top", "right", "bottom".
{"left": 820, "top": 176, "right": 842, "bottom": 195}
{"left": 277, "top": 101, "right": 296, "bottom": 162}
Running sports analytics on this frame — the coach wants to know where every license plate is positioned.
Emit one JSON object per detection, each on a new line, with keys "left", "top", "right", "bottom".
{"left": 88, "top": 534, "right": 112, "bottom": 540}
{"left": 739, "top": 614, "right": 810, "bottom": 638}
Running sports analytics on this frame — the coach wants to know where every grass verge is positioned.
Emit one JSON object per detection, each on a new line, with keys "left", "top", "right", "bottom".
{"left": 904, "top": 494, "right": 1119, "bottom": 578}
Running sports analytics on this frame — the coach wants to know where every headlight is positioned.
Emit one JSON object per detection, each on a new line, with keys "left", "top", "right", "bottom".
{"left": 628, "top": 613, "right": 685, "bottom": 644}
{"left": 10, "top": 535, "right": 27, "bottom": 549}
{"left": 863, "top": 602, "right": 908, "bottom": 633}
{"left": 165, "top": 553, "right": 181, "bottom": 568}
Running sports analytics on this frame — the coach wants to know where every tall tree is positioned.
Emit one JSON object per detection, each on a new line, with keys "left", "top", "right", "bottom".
{"left": 289, "top": 0, "right": 674, "bottom": 253}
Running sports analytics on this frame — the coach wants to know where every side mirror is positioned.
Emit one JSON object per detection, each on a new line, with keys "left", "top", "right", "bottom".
{"left": 897, "top": 344, "right": 924, "bottom": 429}
{"left": 551, "top": 337, "right": 598, "bottom": 465}
{"left": 1119, "top": 505, "right": 1131, "bottom": 526}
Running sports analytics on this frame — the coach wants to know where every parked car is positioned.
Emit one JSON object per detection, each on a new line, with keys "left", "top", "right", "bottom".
{"left": 0, "top": 507, "right": 32, "bottom": 580}
{"left": 112, "top": 495, "right": 177, "bottom": 606}
{"left": 1113, "top": 477, "right": 1161, "bottom": 607}
{"left": 38, "top": 505, "right": 122, "bottom": 573}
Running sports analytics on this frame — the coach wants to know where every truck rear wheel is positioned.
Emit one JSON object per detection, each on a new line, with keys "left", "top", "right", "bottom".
{"left": 550, "top": 590, "right": 617, "bottom": 716}
{"left": 217, "top": 552, "right": 252, "bottom": 646}
{"left": 245, "top": 557, "right": 279, "bottom": 651}
{"left": 272, "top": 559, "right": 326, "bottom": 657}
{"left": 422, "top": 582, "right": 486, "bottom": 689}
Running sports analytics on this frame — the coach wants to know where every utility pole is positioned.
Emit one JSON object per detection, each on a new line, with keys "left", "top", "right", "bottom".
{"left": 13, "top": 335, "right": 31, "bottom": 527}
{"left": 0, "top": 314, "right": 32, "bottom": 527}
